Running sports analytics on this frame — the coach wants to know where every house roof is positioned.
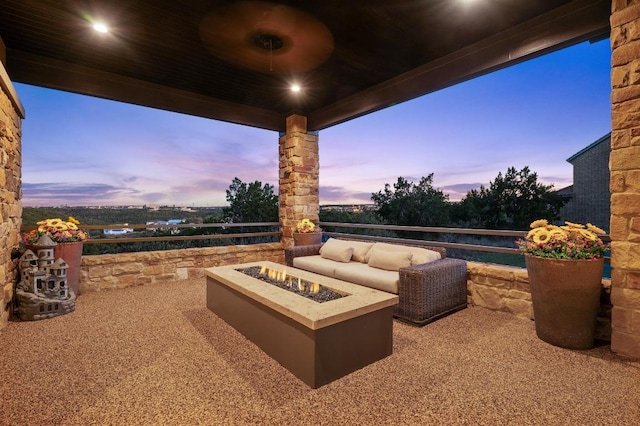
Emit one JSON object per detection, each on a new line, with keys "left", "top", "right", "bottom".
{"left": 0, "top": 0, "right": 610, "bottom": 132}
{"left": 566, "top": 132, "right": 612, "bottom": 163}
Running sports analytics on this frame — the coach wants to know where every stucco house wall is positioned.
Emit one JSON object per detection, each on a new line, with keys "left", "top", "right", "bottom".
{"left": 559, "top": 133, "right": 611, "bottom": 231}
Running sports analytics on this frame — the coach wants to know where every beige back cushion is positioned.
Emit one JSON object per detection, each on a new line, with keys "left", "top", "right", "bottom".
{"left": 365, "top": 242, "right": 441, "bottom": 265}
{"left": 346, "top": 240, "right": 375, "bottom": 263}
{"left": 367, "top": 247, "right": 413, "bottom": 271}
{"left": 319, "top": 238, "right": 354, "bottom": 262}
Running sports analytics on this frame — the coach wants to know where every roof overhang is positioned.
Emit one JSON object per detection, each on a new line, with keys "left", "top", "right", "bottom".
{"left": 1, "top": 0, "right": 610, "bottom": 132}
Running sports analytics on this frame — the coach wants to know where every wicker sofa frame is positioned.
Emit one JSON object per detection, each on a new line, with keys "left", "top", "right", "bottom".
{"left": 284, "top": 241, "right": 468, "bottom": 326}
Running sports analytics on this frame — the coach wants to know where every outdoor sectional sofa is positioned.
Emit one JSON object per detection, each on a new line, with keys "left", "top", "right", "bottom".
{"left": 284, "top": 237, "right": 468, "bottom": 325}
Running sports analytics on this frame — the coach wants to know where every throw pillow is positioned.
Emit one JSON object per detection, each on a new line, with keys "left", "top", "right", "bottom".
{"left": 365, "top": 242, "right": 440, "bottom": 265}
{"left": 320, "top": 238, "right": 354, "bottom": 262}
{"left": 348, "top": 240, "right": 375, "bottom": 263}
{"left": 367, "top": 248, "right": 413, "bottom": 271}
{"left": 409, "top": 247, "right": 441, "bottom": 265}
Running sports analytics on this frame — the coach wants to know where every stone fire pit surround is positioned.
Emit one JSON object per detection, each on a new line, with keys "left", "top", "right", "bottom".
{"left": 206, "top": 261, "right": 398, "bottom": 388}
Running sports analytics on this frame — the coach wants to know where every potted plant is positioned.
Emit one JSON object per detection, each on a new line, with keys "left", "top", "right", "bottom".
{"left": 517, "top": 219, "right": 610, "bottom": 349}
{"left": 23, "top": 217, "right": 89, "bottom": 296}
{"left": 292, "top": 218, "right": 322, "bottom": 246}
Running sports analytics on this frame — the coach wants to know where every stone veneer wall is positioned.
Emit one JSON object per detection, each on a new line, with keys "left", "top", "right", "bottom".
{"left": 610, "top": 0, "right": 640, "bottom": 357}
{"left": 279, "top": 115, "right": 320, "bottom": 247}
{"left": 78, "top": 243, "right": 284, "bottom": 293}
{"left": 467, "top": 262, "right": 613, "bottom": 342}
{"left": 0, "top": 60, "right": 24, "bottom": 331}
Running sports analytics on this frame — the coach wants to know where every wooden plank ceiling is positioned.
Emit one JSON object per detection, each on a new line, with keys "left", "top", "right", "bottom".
{"left": 0, "top": 0, "right": 610, "bottom": 131}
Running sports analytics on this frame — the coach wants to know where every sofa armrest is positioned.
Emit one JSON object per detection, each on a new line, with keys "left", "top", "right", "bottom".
{"left": 396, "top": 258, "right": 468, "bottom": 325}
{"left": 284, "top": 243, "right": 323, "bottom": 266}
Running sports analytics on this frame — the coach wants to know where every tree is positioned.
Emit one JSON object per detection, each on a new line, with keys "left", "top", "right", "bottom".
{"left": 458, "top": 166, "right": 566, "bottom": 230}
{"left": 223, "top": 177, "right": 279, "bottom": 223}
{"left": 371, "top": 174, "right": 449, "bottom": 227}
{"left": 319, "top": 208, "right": 396, "bottom": 237}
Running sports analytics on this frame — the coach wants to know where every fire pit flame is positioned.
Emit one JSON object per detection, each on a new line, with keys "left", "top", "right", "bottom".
{"left": 237, "top": 266, "right": 345, "bottom": 303}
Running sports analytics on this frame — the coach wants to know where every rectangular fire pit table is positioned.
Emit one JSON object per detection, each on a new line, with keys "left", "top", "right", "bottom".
{"left": 205, "top": 261, "right": 399, "bottom": 388}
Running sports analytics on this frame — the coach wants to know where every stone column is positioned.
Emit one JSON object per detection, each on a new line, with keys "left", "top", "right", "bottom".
{"left": 610, "top": 0, "right": 640, "bottom": 358}
{"left": 278, "top": 115, "right": 319, "bottom": 247}
{"left": 0, "top": 53, "right": 25, "bottom": 331}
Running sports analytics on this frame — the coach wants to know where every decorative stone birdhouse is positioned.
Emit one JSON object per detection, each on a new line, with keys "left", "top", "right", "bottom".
{"left": 14, "top": 241, "right": 76, "bottom": 321}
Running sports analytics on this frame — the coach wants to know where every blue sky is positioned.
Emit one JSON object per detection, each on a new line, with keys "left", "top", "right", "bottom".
{"left": 16, "top": 38, "right": 611, "bottom": 207}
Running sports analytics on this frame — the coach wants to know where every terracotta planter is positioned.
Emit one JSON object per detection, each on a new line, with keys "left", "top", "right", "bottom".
{"left": 54, "top": 241, "right": 84, "bottom": 297}
{"left": 525, "top": 255, "right": 604, "bottom": 350}
{"left": 293, "top": 232, "right": 323, "bottom": 246}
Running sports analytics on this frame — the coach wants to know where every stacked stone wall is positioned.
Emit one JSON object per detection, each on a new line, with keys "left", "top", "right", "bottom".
{"left": 610, "top": 0, "right": 640, "bottom": 357}
{"left": 279, "top": 115, "right": 319, "bottom": 246}
{"left": 79, "top": 243, "right": 284, "bottom": 293}
{"left": 467, "top": 262, "right": 613, "bottom": 341}
{"left": 0, "top": 66, "right": 23, "bottom": 331}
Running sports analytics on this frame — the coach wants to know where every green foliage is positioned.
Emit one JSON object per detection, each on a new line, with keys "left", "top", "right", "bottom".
{"left": 320, "top": 209, "right": 378, "bottom": 224}
{"left": 319, "top": 209, "right": 396, "bottom": 237}
{"left": 223, "top": 177, "right": 278, "bottom": 223}
{"left": 455, "top": 166, "right": 566, "bottom": 230}
{"left": 82, "top": 239, "right": 228, "bottom": 255}
{"left": 371, "top": 174, "right": 450, "bottom": 227}
{"left": 22, "top": 206, "right": 222, "bottom": 226}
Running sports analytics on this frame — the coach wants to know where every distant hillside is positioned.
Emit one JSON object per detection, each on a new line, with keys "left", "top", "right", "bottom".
{"left": 22, "top": 206, "right": 224, "bottom": 226}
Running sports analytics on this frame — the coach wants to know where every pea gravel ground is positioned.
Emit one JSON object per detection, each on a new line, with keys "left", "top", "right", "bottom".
{"left": 1, "top": 278, "right": 638, "bottom": 426}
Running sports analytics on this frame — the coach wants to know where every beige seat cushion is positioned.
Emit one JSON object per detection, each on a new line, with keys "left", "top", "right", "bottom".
{"left": 333, "top": 262, "right": 399, "bottom": 294}
{"left": 292, "top": 255, "right": 337, "bottom": 277}
{"left": 319, "top": 238, "right": 354, "bottom": 262}
{"left": 365, "top": 242, "right": 441, "bottom": 265}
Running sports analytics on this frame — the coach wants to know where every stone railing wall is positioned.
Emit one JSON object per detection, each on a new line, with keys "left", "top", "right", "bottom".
{"left": 467, "top": 261, "right": 613, "bottom": 341}
{"left": 76, "top": 248, "right": 614, "bottom": 341}
{"left": 79, "top": 243, "right": 284, "bottom": 293}
{"left": 0, "top": 59, "right": 24, "bottom": 331}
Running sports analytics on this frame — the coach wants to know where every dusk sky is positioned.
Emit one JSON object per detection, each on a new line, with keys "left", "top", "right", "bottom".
{"left": 17, "top": 38, "right": 611, "bottom": 207}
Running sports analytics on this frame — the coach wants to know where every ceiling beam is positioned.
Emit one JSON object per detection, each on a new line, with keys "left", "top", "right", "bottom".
{"left": 7, "top": 50, "right": 285, "bottom": 131}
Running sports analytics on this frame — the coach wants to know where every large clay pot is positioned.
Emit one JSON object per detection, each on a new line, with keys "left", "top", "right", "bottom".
{"left": 525, "top": 255, "right": 605, "bottom": 350}
{"left": 293, "top": 232, "right": 323, "bottom": 246}
{"left": 54, "top": 241, "right": 84, "bottom": 297}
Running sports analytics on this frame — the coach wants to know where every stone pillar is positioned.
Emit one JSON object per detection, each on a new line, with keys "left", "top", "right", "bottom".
{"left": 610, "top": 0, "right": 640, "bottom": 358}
{"left": 0, "top": 55, "right": 25, "bottom": 331}
{"left": 278, "top": 115, "right": 319, "bottom": 247}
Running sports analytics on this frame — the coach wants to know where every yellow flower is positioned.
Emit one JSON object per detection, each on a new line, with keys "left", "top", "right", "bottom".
{"left": 27, "top": 216, "right": 89, "bottom": 243}
{"left": 528, "top": 227, "right": 550, "bottom": 243}
{"left": 578, "top": 229, "right": 597, "bottom": 241}
{"left": 518, "top": 219, "right": 609, "bottom": 259}
{"left": 586, "top": 223, "right": 605, "bottom": 235}
{"left": 295, "top": 218, "right": 317, "bottom": 233}
{"left": 548, "top": 228, "right": 567, "bottom": 240}
{"left": 529, "top": 219, "right": 548, "bottom": 229}
{"left": 564, "top": 221, "right": 585, "bottom": 229}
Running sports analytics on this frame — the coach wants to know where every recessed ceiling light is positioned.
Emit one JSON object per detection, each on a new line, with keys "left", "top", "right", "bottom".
{"left": 291, "top": 84, "right": 301, "bottom": 93}
{"left": 93, "top": 22, "right": 109, "bottom": 33}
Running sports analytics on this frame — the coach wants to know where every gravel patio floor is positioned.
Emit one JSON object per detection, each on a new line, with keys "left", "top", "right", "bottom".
{"left": 1, "top": 277, "right": 638, "bottom": 425}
